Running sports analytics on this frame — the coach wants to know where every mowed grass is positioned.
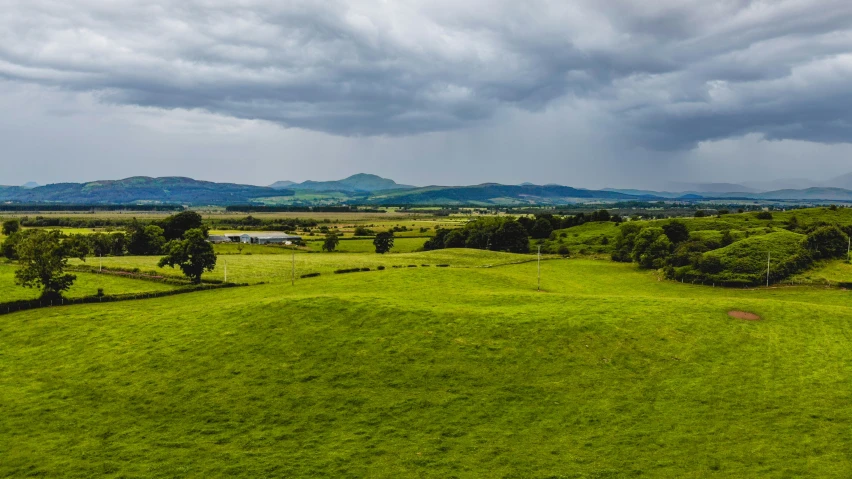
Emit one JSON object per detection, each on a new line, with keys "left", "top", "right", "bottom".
{"left": 0, "top": 262, "right": 177, "bottom": 302}
{"left": 72, "top": 249, "right": 533, "bottom": 284}
{"left": 2, "top": 259, "right": 852, "bottom": 476}
{"left": 302, "top": 237, "right": 427, "bottom": 253}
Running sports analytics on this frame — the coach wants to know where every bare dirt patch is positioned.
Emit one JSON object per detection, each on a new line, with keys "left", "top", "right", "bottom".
{"left": 728, "top": 311, "right": 761, "bottom": 321}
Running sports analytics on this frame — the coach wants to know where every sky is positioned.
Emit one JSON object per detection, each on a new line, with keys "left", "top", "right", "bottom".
{"left": 2, "top": 0, "right": 852, "bottom": 189}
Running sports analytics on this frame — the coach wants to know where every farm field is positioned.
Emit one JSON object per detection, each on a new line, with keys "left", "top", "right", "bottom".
{"left": 70, "top": 249, "right": 539, "bottom": 284}
{"left": 2, "top": 256, "right": 852, "bottom": 477}
{"left": 0, "top": 261, "right": 177, "bottom": 302}
{"left": 302, "top": 237, "right": 428, "bottom": 253}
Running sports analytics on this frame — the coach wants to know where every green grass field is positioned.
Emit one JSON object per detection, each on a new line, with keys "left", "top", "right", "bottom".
{"left": 71, "top": 249, "right": 534, "bottom": 284}
{"left": 302, "top": 237, "right": 427, "bottom": 253}
{"left": 3, "top": 255, "right": 852, "bottom": 477}
{"left": 0, "top": 262, "right": 177, "bottom": 302}
{"left": 792, "top": 260, "right": 852, "bottom": 285}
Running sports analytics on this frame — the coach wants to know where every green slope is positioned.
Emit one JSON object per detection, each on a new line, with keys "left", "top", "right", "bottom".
{"left": 3, "top": 259, "right": 852, "bottom": 477}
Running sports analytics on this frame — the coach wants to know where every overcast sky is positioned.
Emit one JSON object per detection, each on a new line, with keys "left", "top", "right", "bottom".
{"left": 2, "top": 0, "right": 852, "bottom": 189}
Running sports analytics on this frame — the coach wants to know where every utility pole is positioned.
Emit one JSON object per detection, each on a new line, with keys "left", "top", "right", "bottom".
{"left": 766, "top": 251, "right": 771, "bottom": 288}
{"left": 848, "top": 237, "right": 850, "bottom": 263}
{"left": 224, "top": 260, "right": 228, "bottom": 283}
{"left": 537, "top": 245, "right": 541, "bottom": 292}
{"left": 292, "top": 252, "right": 295, "bottom": 286}
{"left": 99, "top": 255, "right": 102, "bottom": 272}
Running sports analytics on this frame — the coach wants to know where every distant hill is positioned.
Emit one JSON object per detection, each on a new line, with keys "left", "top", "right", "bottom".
{"left": 269, "top": 181, "right": 296, "bottom": 189}
{"left": 366, "top": 184, "right": 655, "bottom": 205}
{"left": 755, "top": 187, "right": 852, "bottom": 201}
{"left": 275, "top": 174, "right": 414, "bottom": 193}
{"left": 21, "top": 182, "right": 40, "bottom": 189}
{"left": 0, "top": 177, "right": 291, "bottom": 205}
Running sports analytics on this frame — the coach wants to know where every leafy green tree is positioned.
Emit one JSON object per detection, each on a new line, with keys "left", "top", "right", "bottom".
{"left": 63, "top": 235, "right": 91, "bottom": 259}
{"left": 110, "top": 232, "right": 128, "bottom": 256}
{"left": 322, "top": 233, "right": 340, "bottom": 252}
{"left": 494, "top": 220, "right": 530, "bottom": 253}
{"left": 423, "top": 229, "right": 451, "bottom": 250}
{"left": 14, "top": 230, "right": 86, "bottom": 300}
{"left": 2, "top": 231, "right": 23, "bottom": 260}
{"left": 354, "top": 226, "right": 375, "bottom": 236}
{"left": 128, "top": 223, "right": 166, "bottom": 256}
{"left": 720, "top": 230, "right": 734, "bottom": 247}
{"left": 464, "top": 229, "right": 491, "bottom": 250}
{"left": 530, "top": 218, "right": 554, "bottom": 239}
{"left": 694, "top": 210, "right": 706, "bottom": 218}
{"left": 443, "top": 230, "right": 467, "bottom": 248}
{"left": 806, "top": 225, "right": 849, "bottom": 259}
{"left": 611, "top": 223, "right": 643, "bottom": 262}
{"left": 159, "top": 211, "right": 204, "bottom": 241}
{"left": 631, "top": 227, "right": 671, "bottom": 268}
{"left": 662, "top": 220, "right": 689, "bottom": 244}
{"left": 373, "top": 232, "right": 395, "bottom": 254}
{"left": 158, "top": 229, "right": 217, "bottom": 283}
{"left": 698, "top": 255, "right": 724, "bottom": 274}
{"left": 2, "top": 219, "right": 20, "bottom": 236}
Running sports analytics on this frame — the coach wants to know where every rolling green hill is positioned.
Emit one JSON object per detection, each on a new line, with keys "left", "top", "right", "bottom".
{"left": 3, "top": 256, "right": 852, "bottom": 477}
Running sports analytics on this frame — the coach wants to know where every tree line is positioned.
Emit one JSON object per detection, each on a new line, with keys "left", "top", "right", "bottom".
{"left": 2, "top": 212, "right": 217, "bottom": 300}
{"left": 422, "top": 211, "right": 621, "bottom": 253}
{"left": 610, "top": 218, "right": 851, "bottom": 285}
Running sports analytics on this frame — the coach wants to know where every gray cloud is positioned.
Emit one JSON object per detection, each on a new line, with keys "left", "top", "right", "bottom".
{"left": 3, "top": 0, "right": 852, "bottom": 148}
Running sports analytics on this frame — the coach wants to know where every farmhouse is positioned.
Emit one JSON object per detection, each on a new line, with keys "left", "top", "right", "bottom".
{"left": 221, "top": 232, "right": 303, "bottom": 245}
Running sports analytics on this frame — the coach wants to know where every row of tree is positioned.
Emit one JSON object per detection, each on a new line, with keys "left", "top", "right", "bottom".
{"left": 321, "top": 232, "right": 395, "bottom": 254}
{"left": 2, "top": 214, "right": 218, "bottom": 300}
{"left": 424, "top": 217, "right": 530, "bottom": 253}
{"left": 611, "top": 220, "right": 851, "bottom": 285}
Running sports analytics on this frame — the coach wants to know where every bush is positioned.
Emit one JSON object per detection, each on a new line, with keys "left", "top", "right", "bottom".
{"left": 377, "top": 265, "right": 386, "bottom": 270}
{"left": 756, "top": 211, "right": 773, "bottom": 220}
{"left": 300, "top": 272, "right": 321, "bottom": 278}
{"left": 334, "top": 268, "right": 362, "bottom": 274}
{"left": 806, "top": 225, "right": 849, "bottom": 259}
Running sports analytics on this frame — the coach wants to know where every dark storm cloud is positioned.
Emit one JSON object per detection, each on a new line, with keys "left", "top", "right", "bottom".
{"left": 2, "top": 0, "right": 852, "bottom": 147}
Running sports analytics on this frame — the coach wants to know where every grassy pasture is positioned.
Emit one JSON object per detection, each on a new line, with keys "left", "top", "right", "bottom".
{"left": 792, "top": 260, "right": 852, "bottom": 285}
{"left": 0, "top": 262, "right": 177, "bottom": 302}
{"left": 546, "top": 221, "right": 621, "bottom": 256}
{"left": 705, "top": 230, "right": 806, "bottom": 271}
{"left": 71, "top": 249, "right": 537, "bottom": 284}
{"left": 2, "top": 258, "right": 852, "bottom": 477}
{"left": 303, "top": 237, "right": 427, "bottom": 253}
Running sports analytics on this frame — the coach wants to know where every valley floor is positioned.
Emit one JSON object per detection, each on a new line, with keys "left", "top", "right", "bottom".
{"left": 2, "top": 254, "right": 852, "bottom": 477}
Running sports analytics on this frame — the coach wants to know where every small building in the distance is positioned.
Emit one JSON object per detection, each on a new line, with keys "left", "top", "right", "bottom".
{"left": 220, "top": 232, "right": 302, "bottom": 245}
{"left": 207, "top": 235, "right": 233, "bottom": 244}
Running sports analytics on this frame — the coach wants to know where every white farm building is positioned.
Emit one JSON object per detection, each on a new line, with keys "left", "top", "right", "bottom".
{"left": 208, "top": 232, "right": 302, "bottom": 245}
